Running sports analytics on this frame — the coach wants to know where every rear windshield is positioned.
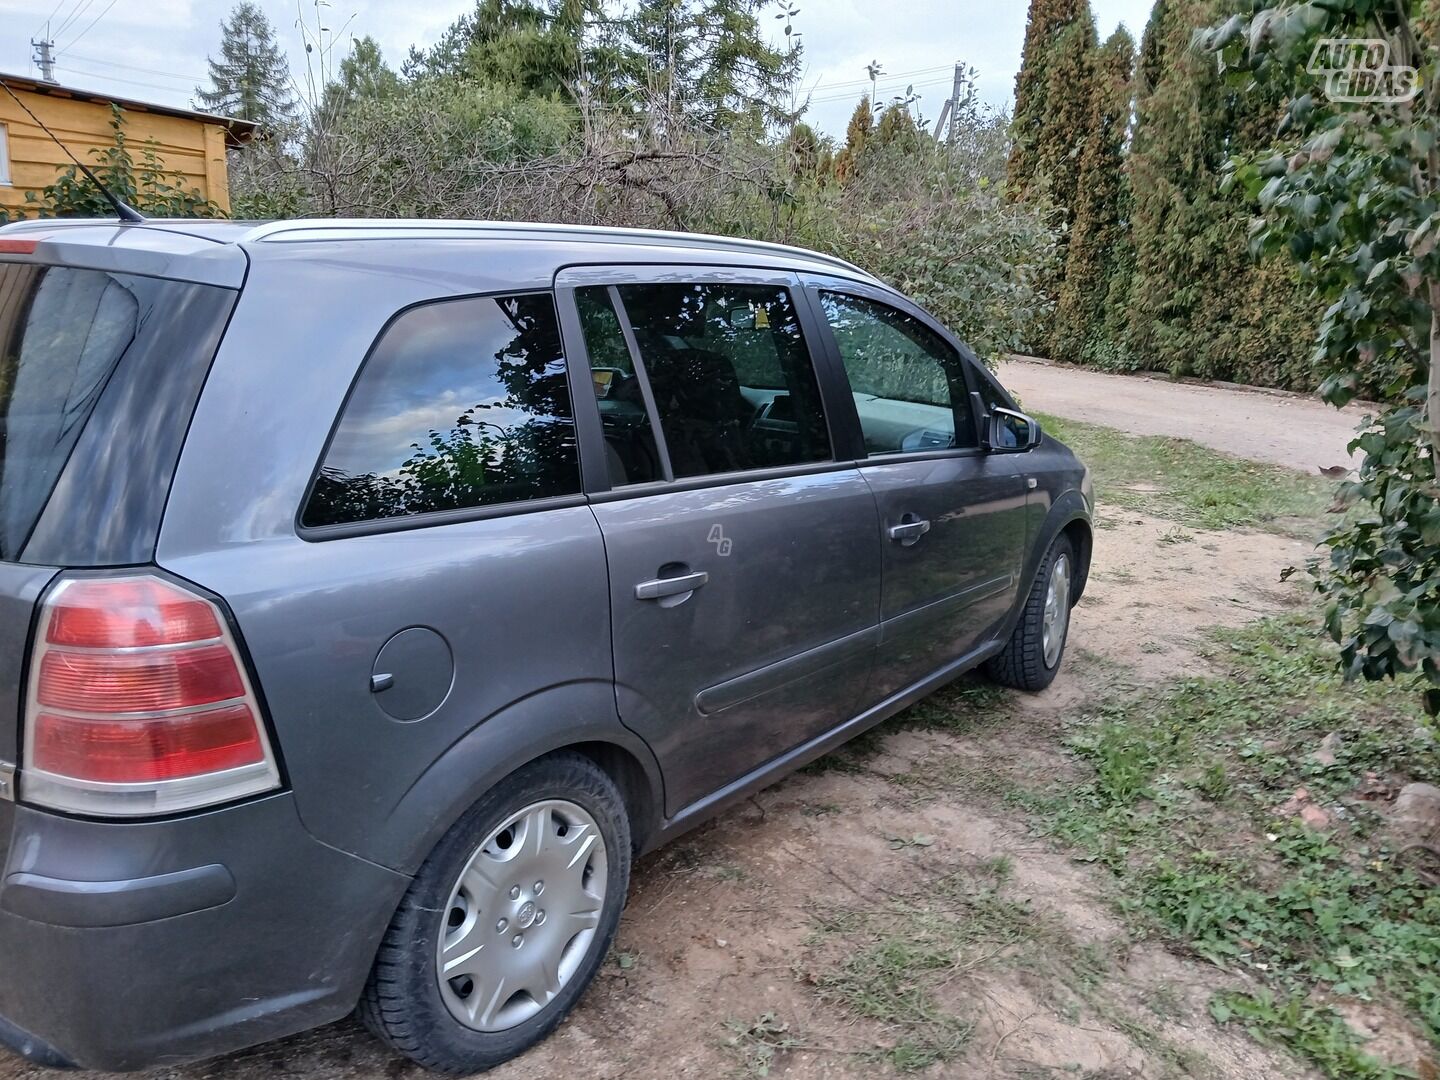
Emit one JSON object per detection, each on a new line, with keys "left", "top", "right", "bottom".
{"left": 0, "top": 263, "right": 230, "bottom": 561}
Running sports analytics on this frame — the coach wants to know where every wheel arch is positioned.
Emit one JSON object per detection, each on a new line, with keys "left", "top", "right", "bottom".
{"left": 1060, "top": 516, "right": 1093, "bottom": 604}
{"left": 367, "top": 681, "right": 666, "bottom": 875}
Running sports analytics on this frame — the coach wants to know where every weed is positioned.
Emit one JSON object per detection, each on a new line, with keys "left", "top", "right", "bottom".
{"left": 1024, "top": 614, "right": 1440, "bottom": 1077}
{"left": 722, "top": 1012, "right": 800, "bottom": 1078}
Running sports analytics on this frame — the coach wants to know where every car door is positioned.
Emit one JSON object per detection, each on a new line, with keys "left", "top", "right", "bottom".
{"left": 802, "top": 275, "right": 1029, "bottom": 698}
{"left": 555, "top": 266, "right": 882, "bottom": 815}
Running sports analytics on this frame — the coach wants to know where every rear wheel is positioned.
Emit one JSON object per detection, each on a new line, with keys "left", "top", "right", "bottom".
{"left": 985, "top": 536, "right": 1075, "bottom": 692}
{"left": 360, "top": 753, "right": 630, "bottom": 1073}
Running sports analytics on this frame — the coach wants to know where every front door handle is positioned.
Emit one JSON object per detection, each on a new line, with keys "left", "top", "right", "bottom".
{"left": 635, "top": 570, "right": 709, "bottom": 601}
{"left": 888, "top": 517, "right": 931, "bottom": 546}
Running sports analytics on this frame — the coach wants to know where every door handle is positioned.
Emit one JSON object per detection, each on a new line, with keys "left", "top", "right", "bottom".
{"left": 635, "top": 570, "right": 709, "bottom": 601}
{"left": 888, "top": 517, "right": 931, "bottom": 546}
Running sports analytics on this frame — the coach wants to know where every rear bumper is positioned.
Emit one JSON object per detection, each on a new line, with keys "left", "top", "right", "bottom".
{"left": 0, "top": 793, "right": 409, "bottom": 1071}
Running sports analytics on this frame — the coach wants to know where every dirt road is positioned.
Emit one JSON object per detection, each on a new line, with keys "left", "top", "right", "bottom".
{"left": 996, "top": 359, "right": 1365, "bottom": 473}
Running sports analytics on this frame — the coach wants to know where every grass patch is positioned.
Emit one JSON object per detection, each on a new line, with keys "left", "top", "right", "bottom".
{"left": 1036, "top": 412, "right": 1333, "bottom": 532}
{"left": 1019, "top": 615, "right": 1438, "bottom": 1078}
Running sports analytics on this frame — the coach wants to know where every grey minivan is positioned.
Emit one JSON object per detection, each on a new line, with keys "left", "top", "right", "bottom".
{"left": 0, "top": 217, "right": 1091, "bottom": 1074}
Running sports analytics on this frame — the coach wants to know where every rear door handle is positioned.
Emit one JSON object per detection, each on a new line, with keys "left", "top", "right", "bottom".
{"left": 635, "top": 571, "right": 709, "bottom": 600}
{"left": 888, "top": 518, "right": 931, "bottom": 546}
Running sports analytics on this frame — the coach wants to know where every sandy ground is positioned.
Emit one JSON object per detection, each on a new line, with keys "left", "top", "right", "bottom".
{"left": 996, "top": 358, "right": 1366, "bottom": 473}
{"left": 0, "top": 370, "right": 1361, "bottom": 1080}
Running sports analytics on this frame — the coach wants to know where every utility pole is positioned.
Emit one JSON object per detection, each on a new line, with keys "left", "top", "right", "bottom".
{"left": 932, "top": 62, "right": 966, "bottom": 143}
{"left": 947, "top": 60, "right": 964, "bottom": 144}
{"left": 31, "top": 37, "right": 57, "bottom": 83}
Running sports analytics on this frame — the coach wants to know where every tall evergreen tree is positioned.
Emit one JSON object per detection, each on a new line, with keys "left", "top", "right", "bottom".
{"left": 833, "top": 95, "right": 872, "bottom": 180}
{"left": 195, "top": 1, "right": 298, "bottom": 128}
{"left": 1007, "top": 0, "right": 1094, "bottom": 199}
{"left": 1055, "top": 27, "right": 1134, "bottom": 362}
{"left": 1124, "top": 0, "right": 1312, "bottom": 385}
{"left": 626, "top": 0, "right": 799, "bottom": 132}
{"left": 318, "top": 36, "right": 400, "bottom": 125}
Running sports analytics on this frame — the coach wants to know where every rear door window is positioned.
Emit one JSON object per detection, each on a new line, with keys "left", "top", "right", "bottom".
{"left": 303, "top": 292, "right": 581, "bottom": 528}
{"left": 819, "top": 292, "right": 978, "bottom": 455}
{"left": 608, "top": 282, "right": 831, "bottom": 479}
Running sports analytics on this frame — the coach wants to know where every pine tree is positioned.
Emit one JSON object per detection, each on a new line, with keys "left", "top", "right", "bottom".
{"left": 1054, "top": 27, "right": 1134, "bottom": 362}
{"left": 318, "top": 36, "right": 400, "bottom": 125}
{"left": 626, "top": 0, "right": 798, "bottom": 132}
{"left": 1007, "top": 0, "right": 1093, "bottom": 199}
{"left": 195, "top": 1, "right": 298, "bottom": 128}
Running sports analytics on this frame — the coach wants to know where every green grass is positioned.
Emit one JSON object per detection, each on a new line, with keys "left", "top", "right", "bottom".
{"left": 1036, "top": 412, "right": 1333, "bottom": 532}
{"left": 1018, "top": 616, "right": 1438, "bottom": 1078}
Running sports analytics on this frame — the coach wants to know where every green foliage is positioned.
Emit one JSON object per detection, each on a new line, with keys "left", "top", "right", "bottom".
{"left": 1054, "top": 28, "right": 1135, "bottom": 363}
{"left": 1210, "top": 993, "right": 1407, "bottom": 1080}
{"left": 1007, "top": 0, "right": 1094, "bottom": 201}
{"left": 22, "top": 105, "right": 220, "bottom": 219}
{"left": 1203, "top": 1, "right": 1440, "bottom": 709}
{"left": 1125, "top": 0, "right": 1314, "bottom": 387}
{"left": 195, "top": 1, "right": 298, "bottom": 127}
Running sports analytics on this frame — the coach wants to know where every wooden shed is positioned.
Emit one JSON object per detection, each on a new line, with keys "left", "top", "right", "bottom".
{"left": 0, "top": 73, "right": 258, "bottom": 216}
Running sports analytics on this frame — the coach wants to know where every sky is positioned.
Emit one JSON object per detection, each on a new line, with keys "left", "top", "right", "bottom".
{"left": 0, "top": 0, "right": 1157, "bottom": 138}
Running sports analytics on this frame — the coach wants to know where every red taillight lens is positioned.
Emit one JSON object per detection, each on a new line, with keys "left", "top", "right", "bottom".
{"left": 23, "top": 575, "right": 280, "bottom": 816}
{"left": 37, "top": 645, "right": 246, "bottom": 713}
{"left": 32, "top": 706, "right": 264, "bottom": 783}
{"left": 46, "top": 577, "right": 221, "bottom": 647}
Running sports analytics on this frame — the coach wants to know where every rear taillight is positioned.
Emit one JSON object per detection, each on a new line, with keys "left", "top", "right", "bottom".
{"left": 23, "top": 574, "right": 281, "bottom": 816}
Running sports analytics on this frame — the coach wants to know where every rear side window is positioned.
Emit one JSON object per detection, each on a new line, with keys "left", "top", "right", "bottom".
{"left": 819, "top": 292, "right": 978, "bottom": 454}
{"left": 613, "top": 282, "right": 831, "bottom": 479}
{"left": 303, "top": 293, "right": 580, "bottom": 528}
{"left": 0, "top": 264, "right": 159, "bottom": 558}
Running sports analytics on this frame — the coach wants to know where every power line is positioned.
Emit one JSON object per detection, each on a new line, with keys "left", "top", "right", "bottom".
{"left": 807, "top": 76, "right": 952, "bottom": 105}
{"left": 61, "top": 65, "right": 193, "bottom": 96}
{"left": 805, "top": 63, "right": 954, "bottom": 93}
{"left": 53, "top": 0, "right": 97, "bottom": 42}
{"left": 58, "top": 0, "right": 123, "bottom": 54}
{"left": 32, "top": 0, "right": 73, "bottom": 39}
{"left": 61, "top": 51, "right": 205, "bottom": 82}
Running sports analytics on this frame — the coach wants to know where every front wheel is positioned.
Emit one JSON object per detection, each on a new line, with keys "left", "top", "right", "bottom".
{"left": 984, "top": 536, "right": 1075, "bottom": 692}
{"left": 360, "top": 752, "right": 630, "bottom": 1073}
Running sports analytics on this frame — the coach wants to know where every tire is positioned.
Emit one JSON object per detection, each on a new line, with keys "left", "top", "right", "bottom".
{"left": 984, "top": 535, "right": 1076, "bottom": 692}
{"left": 359, "top": 752, "right": 631, "bottom": 1073}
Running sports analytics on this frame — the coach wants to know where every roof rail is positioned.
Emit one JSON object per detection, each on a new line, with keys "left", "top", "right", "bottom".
{"left": 240, "top": 219, "right": 876, "bottom": 280}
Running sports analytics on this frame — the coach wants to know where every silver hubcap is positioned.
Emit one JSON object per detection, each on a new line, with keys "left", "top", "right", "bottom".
{"left": 1042, "top": 553, "right": 1071, "bottom": 668}
{"left": 436, "top": 799, "right": 607, "bottom": 1032}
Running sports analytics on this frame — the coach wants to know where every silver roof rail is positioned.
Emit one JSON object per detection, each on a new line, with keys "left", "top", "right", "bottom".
{"left": 240, "top": 219, "right": 876, "bottom": 281}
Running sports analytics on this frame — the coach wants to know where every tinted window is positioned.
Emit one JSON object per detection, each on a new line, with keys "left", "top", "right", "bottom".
{"left": 304, "top": 293, "right": 580, "bottom": 527}
{"left": 615, "top": 283, "right": 831, "bottom": 479}
{"left": 0, "top": 263, "right": 182, "bottom": 558}
{"left": 820, "top": 292, "right": 977, "bottom": 454}
{"left": 575, "top": 286, "right": 662, "bottom": 486}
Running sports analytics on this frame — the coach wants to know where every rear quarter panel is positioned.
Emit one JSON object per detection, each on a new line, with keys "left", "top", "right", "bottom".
{"left": 157, "top": 241, "right": 652, "bottom": 871}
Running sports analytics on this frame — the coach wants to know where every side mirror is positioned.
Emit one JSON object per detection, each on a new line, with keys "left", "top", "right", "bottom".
{"left": 987, "top": 407, "right": 1042, "bottom": 452}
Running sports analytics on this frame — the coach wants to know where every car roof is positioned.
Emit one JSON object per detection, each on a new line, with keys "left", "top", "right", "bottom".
{"left": 0, "top": 217, "right": 877, "bottom": 286}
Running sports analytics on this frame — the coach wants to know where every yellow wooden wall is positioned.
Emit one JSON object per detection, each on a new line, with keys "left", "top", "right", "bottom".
{"left": 0, "top": 90, "right": 232, "bottom": 215}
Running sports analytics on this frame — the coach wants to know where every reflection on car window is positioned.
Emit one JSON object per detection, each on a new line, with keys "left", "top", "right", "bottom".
{"left": 575, "top": 286, "right": 662, "bottom": 487}
{"left": 819, "top": 292, "right": 977, "bottom": 454}
{"left": 614, "top": 282, "right": 831, "bottom": 479}
{"left": 303, "top": 293, "right": 580, "bottom": 527}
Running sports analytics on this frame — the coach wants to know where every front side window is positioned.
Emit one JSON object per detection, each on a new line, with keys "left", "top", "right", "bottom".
{"left": 303, "top": 293, "right": 580, "bottom": 528}
{"left": 820, "top": 292, "right": 977, "bottom": 454}
{"left": 613, "top": 282, "right": 831, "bottom": 479}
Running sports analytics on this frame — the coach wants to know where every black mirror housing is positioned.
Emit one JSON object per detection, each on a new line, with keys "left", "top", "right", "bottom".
{"left": 986, "top": 407, "right": 1041, "bottom": 453}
